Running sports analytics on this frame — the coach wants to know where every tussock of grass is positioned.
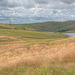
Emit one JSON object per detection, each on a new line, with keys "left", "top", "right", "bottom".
{"left": 0, "top": 36, "right": 75, "bottom": 75}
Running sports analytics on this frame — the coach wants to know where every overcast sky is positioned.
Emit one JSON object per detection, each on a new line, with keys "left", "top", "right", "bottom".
{"left": 0, "top": 0, "right": 75, "bottom": 24}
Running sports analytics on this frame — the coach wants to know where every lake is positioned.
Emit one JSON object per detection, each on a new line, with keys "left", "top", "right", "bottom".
{"left": 63, "top": 33, "right": 75, "bottom": 38}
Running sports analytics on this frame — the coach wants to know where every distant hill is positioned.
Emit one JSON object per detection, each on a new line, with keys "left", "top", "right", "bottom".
{"left": 0, "top": 21, "right": 75, "bottom": 32}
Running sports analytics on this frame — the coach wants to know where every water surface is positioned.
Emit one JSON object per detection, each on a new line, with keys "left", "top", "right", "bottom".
{"left": 64, "top": 33, "right": 75, "bottom": 38}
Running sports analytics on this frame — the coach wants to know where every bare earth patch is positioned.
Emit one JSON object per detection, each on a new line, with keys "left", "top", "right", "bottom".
{"left": 0, "top": 36, "right": 16, "bottom": 40}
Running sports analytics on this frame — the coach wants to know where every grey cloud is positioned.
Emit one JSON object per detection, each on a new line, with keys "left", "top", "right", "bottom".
{"left": 0, "top": 0, "right": 35, "bottom": 9}
{"left": 60, "top": 0, "right": 75, "bottom": 4}
{"left": 0, "top": 0, "right": 75, "bottom": 9}
{"left": 0, "top": 0, "right": 21, "bottom": 8}
{"left": 0, "top": 0, "right": 75, "bottom": 24}
{"left": 22, "top": 0, "right": 35, "bottom": 8}
{"left": 34, "top": 0, "right": 50, "bottom": 4}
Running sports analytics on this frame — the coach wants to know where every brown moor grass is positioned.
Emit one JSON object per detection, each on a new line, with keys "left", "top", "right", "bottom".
{"left": 0, "top": 36, "right": 75, "bottom": 70}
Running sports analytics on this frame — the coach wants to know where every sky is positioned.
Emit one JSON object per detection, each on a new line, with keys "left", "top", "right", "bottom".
{"left": 0, "top": 0, "right": 75, "bottom": 24}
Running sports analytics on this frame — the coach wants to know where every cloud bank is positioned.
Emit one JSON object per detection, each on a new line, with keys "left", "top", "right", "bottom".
{"left": 0, "top": 0, "right": 75, "bottom": 24}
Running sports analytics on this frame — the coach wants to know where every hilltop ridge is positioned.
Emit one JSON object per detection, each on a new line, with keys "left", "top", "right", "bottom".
{"left": 0, "top": 21, "right": 75, "bottom": 32}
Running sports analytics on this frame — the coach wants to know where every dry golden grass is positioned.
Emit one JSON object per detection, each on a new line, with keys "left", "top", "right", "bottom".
{"left": 0, "top": 36, "right": 75, "bottom": 70}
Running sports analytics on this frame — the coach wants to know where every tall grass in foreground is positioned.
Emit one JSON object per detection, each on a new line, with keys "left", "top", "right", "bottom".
{"left": 0, "top": 62, "right": 75, "bottom": 75}
{"left": 0, "top": 29, "right": 73, "bottom": 75}
{"left": 0, "top": 37, "right": 75, "bottom": 75}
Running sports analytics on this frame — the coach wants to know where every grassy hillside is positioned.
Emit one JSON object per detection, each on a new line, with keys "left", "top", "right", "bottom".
{"left": 0, "top": 22, "right": 74, "bottom": 75}
{"left": 0, "top": 21, "right": 75, "bottom": 32}
{"left": 0, "top": 29, "right": 69, "bottom": 39}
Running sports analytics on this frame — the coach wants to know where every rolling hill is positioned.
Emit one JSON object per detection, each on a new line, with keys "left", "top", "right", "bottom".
{"left": 0, "top": 21, "right": 75, "bottom": 32}
{"left": 0, "top": 21, "right": 75, "bottom": 75}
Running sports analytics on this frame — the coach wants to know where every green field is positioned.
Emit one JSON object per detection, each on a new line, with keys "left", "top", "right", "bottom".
{"left": 0, "top": 29, "right": 69, "bottom": 39}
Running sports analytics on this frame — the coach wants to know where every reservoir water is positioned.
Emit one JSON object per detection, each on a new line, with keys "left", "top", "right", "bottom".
{"left": 64, "top": 33, "right": 75, "bottom": 38}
